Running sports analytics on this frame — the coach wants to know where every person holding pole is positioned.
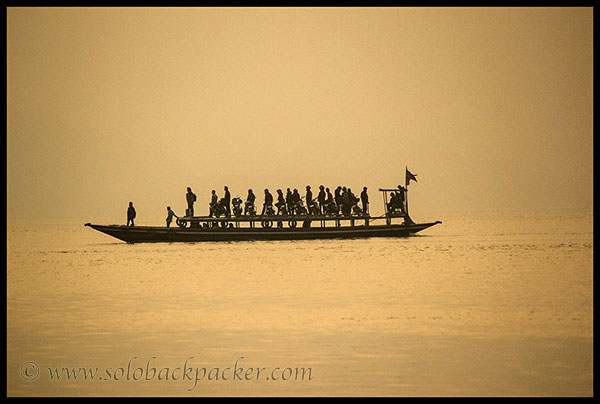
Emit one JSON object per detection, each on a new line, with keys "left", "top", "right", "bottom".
{"left": 166, "top": 206, "right": 178, "bottom": 228}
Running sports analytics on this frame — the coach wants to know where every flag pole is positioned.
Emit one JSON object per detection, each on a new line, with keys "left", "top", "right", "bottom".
{"left": 404, "top": 166, "right": 415, "bottom": 225}
{"left": 405, "top": 166, "right": 409, "bottom": 219}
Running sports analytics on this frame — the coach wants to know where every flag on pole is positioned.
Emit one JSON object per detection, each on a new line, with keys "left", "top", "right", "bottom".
{"left": 406, "top": 167, "right": 417, "bottom": 186}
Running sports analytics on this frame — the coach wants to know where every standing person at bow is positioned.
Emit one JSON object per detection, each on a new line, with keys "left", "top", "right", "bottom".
{"left": 186, "top": 187, "right": 196, "bottom": 217}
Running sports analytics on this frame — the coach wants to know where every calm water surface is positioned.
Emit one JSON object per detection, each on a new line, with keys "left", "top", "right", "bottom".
{"left": 7, "top": 209, "right": 593, "bottom": 396}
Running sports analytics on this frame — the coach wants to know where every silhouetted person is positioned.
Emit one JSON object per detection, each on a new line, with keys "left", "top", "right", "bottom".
{"left": 341, "top": 187, "right": 350, "bottom": 216}
{"left": 325, "top": 187, "right": 335, "bottom": 215}
{"left": 209, "top": 190, "right": 218, "bottom": 217}
{"left": 127, "top": 201, "right": 136, "bottom": 226}
{"left": 361, "top": 187, "right": 369, "bottom": 215}
{"left": 166, "top": 206, "right": 178, "bottom": 228}
{"left": 306, "top": 185, "right": 316, "bottom": 214}
{"left": 245, "top": 189, "right": 256, "bottom": 215}
{"left": 285, "top": 188, "right": 293, "bottom": 214}
{"left": 275, "top": 189, "right": 286, "bottom": 214}
{"left": 306, "top": 185, "right": 313, "bottom": 207}
{"left": 347, "top": 188, "right": 357, "bottom": 214}
{"left": 186, "top": 187, "right": 196, "bottom": 217}
{"left": 262, "top": 188, "right": 273, "bottom": 215}
{"left": 292, "top": 188, "right": 301, "bottom": 214}
{"left": 223, "top": 186, "right": 231, "bottom": 216}
{"left": 387, "top": 192, "right": 397, "bottom": 212}
{"left": 334, "top": 186, "right": 343, "bottom": 214}
{"left": 326, "top": 187, "right": 334, "bottom": 205}
{"left": 317, "top": 185, "right": 326, "bottom": 214}
{"left": 232, "top": 196, "right": 243, "bottom": 216}
{"left": 396, "top": 185, "right": 406, "bottom": 212}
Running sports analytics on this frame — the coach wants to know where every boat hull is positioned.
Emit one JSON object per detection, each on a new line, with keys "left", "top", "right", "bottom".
{"left": 84, "top": 222, "right": 441, "bottom": 243}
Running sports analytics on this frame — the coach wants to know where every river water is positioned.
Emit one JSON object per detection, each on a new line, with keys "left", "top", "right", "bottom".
{"left": 7, "top": 208, "right": 593, "bottom": 396}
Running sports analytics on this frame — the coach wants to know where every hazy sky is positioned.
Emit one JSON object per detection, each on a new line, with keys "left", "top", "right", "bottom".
{"left": 7, "top": 7, "right": 593, "bottom": 224}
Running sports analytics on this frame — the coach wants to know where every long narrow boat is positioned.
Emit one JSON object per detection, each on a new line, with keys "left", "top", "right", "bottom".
{"left": 85, "top": 187, "right": 441, "bottom": 243}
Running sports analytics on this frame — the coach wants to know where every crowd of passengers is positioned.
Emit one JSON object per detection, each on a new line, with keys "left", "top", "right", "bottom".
{"left": 182, "top": 185, "right": 407, "bottom": 219}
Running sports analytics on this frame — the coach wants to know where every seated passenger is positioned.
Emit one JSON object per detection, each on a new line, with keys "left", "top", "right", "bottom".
{"left": 387, "top": 192, "right": 397, "bottom": 212}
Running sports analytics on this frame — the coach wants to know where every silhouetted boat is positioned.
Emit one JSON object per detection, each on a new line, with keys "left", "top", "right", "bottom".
{"left": 85, "top": 187, "right": 441, "bottom": 243}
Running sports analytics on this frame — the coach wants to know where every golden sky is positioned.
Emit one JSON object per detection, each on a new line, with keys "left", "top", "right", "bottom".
{"left": 7, "top": 7, "right": 593, "bottom": 223}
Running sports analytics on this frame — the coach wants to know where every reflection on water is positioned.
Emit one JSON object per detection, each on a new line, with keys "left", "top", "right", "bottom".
{"left": 7, "top": 209, "right": 593, "bottom": 396}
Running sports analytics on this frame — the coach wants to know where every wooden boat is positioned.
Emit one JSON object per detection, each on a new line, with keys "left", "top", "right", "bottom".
{"left": 85, "top": 187, "right": 441, "bottom": 243}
